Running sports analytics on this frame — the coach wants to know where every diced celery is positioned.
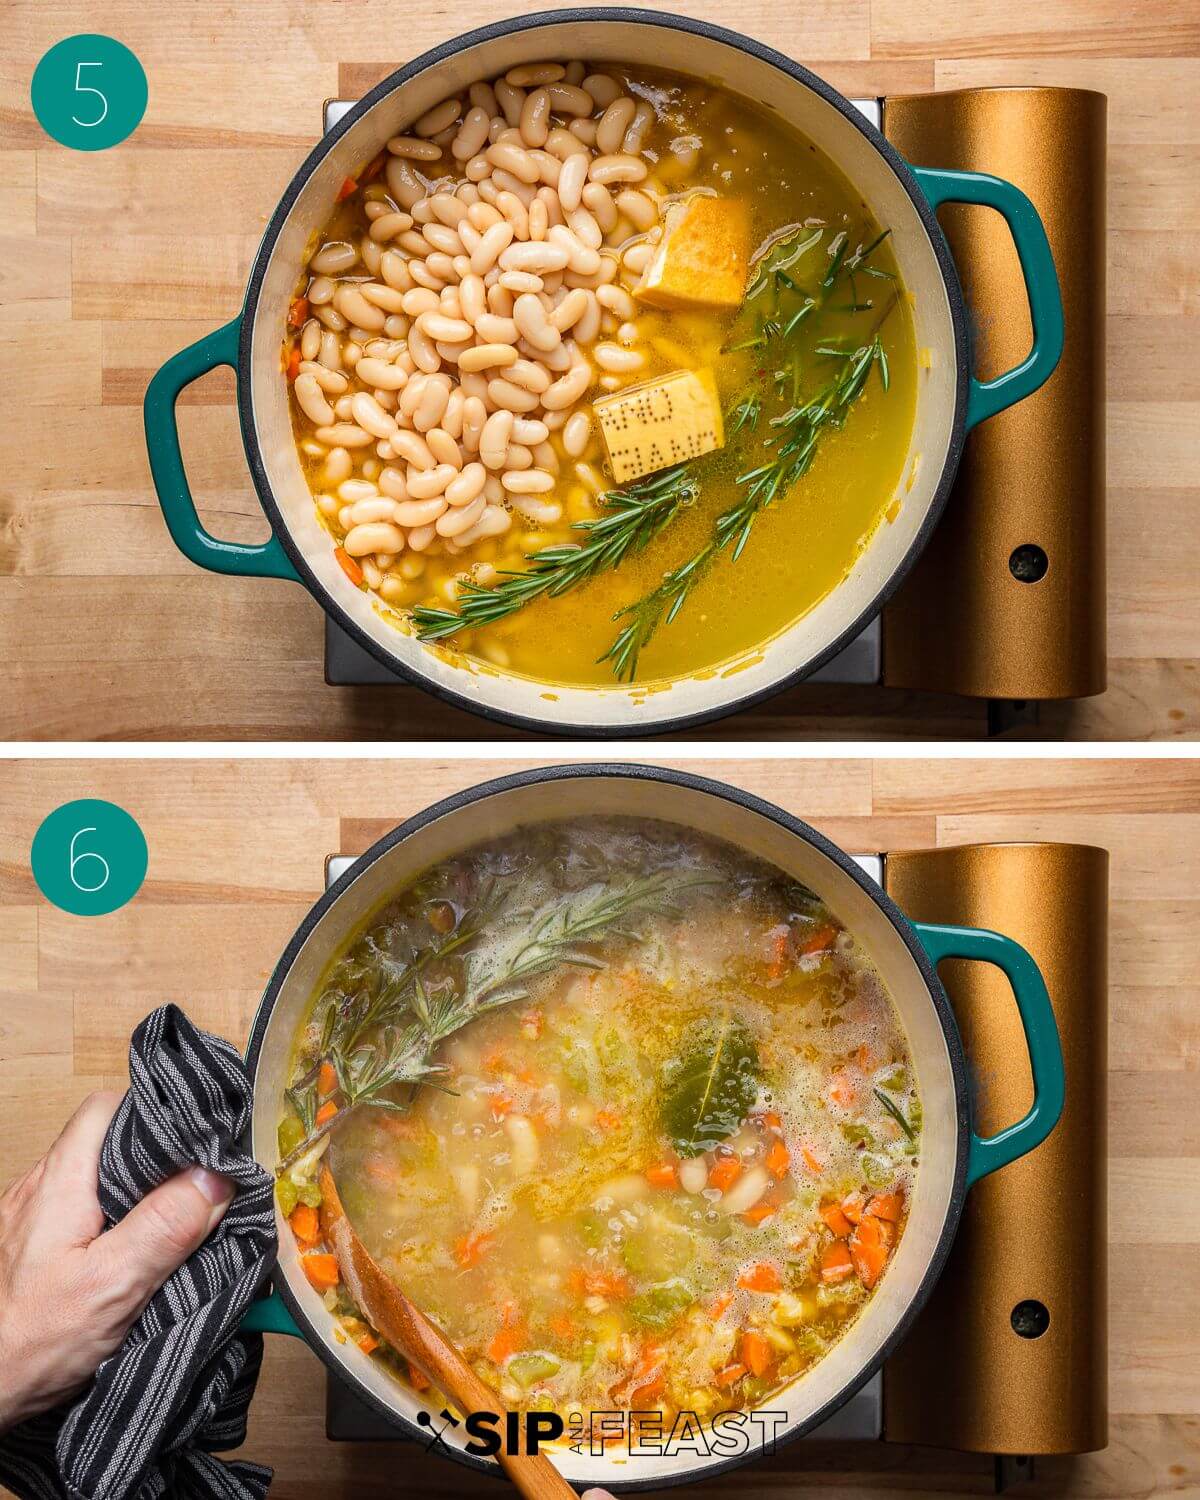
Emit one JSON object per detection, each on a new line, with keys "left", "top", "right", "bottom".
{"left": 580, "top": 1340, "right": 597, "bottom": 1370}
{"left": 298, "top": 1181, "right": 322, "bottom": 1208}
{"left": 877, "top": 1066, "right": 907, "bottom": 1092}
{"left": 278, "top": 1115, "right": 306, "bottom": 1158}
{"left": 275, "top": 1177, "right": 298, "bottom": 1218}
{"left": 628, "top": 1278, "right": 694, "bottom": 1330}
{"left": 508, "top": 1353, "right": 561, "bottom": 1388}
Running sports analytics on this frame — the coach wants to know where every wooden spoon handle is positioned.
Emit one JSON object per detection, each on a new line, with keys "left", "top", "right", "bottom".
{"left": 318, "top": 1167, "right": 576, "bottom": 1500}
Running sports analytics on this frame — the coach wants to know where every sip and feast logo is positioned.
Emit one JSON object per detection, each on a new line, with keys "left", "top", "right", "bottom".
{"left": 416, "top": 1406, "right": 789, "bottom": 1460}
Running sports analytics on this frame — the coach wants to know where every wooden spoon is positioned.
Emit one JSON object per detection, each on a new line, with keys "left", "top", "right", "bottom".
{"left": 318, "top": 1165, "right": 577, "bottom": 1500}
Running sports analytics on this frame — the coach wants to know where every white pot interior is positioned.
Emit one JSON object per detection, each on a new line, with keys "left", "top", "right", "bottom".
{"left": 250, "top": 774, "right": 962, "bottom": 1487}
{"left": 246, "top": 17, "right": 959, "bottom": 731}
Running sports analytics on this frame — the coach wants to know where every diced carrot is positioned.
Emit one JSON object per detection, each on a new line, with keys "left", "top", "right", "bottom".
{"left": 407, "top": 1360, "right": 431, "bottom": 1391}
{"left": 856, "top": 1043, "right": 874, "bottom": 1071}
{"left": 631, "top": 1373, "right": 665, "bottom": 1405}
{"left": 738, "top": 1262, "right": 781, "bottom": 1293}
{"left": 287, "top": 296, "right": 309, "bottom": 329}
{"left": 520, "top": 1008, "right": 544, "bottom": 1039}
{"left": 357, "top": 1332, "right": 379, "bottom": 1355}
{"left": 800, "top": 924, "right": 838, "bottom": 956}
{"left": 334, "top": 547, "right": 364, "bottom": 587}
{"left": 801, "top": 1145, "right": 823, "bottom": 1174}
{"left": 760, "top": 1109, "right": 782, "bottom": 1131}
{"left": 765, "top": 1138, "right": 790, "bottom": 1179}
{"left": 715, "top": 1362, "right": 747, "bottom": 1389}
{"left": 482, "top": 1045, "right": 508, "bottom": 1075}
{"left": 819, "top": 1241, "right": 854, "bottom": 1284}
{"left": 289, "top": 1203, "right": 320, "bottom": 1246}
{"left": 453, "top": 1229, "right": 493, "bottom": 1268}
{"left": 595, "top": 1108, "right": 620, "bottom": 1131}
{"left": 489, "top": 1090, "right": 514, "bottom": 1120}
{"left": 740, "top": 1331, "right": 773, "bottom": 1378}
{"left": 866, "top": 1191, "right": 904, "bottom": 1223}
{"left": 285, "top": 346, "right": 301, "bottom": 382}
{"left": 317, "top": 1060, "right": 338, "bottom": 1096}
{"left": 708, "top": 1156, "right": 743, "bottom": 1193}
{"left": 646, "top": 1161, "right": 677, "bottom": 1189}
{"left": 336, "top": 176, "right": 358, "bottom": 202}
{"left": 820, "top": 1202, "right": 853, "bottom": 1238}
{"left": 741, "top": 1201, "right": 778, "bottom": 1227}
{"left": 302, "top": 1252, "right": 339, "bottom": 1291}
{"left": 850, "top": 1214, "right": 889, "bottom": 1290}
{"left": 487, "top": 1324, "right": 524, "bottom": 1364}
{"left": 827, "top": 1071, "right": 857, "bottom": 1109}
{"left": 549, "top": 1313, "right": 576, "bottom": 1341}
{"left": 362, "top": 152, "right": 386, "bottom": 182}
{"left": 567, "top": 1267, "right": 631, "bottom": 1300}
{"left": 315, "top": 1100, "right": 338, "bottom": 1127}
{"left": 841, "top": 1192, "right": 865, "bottom": 1225}
{"left": 707, "top": 1292, "right": 734, "bottom": 1319}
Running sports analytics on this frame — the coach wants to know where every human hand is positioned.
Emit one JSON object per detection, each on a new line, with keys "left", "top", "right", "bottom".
{"left": 0, "top": 1090, "right": 234, "bottom": 1432}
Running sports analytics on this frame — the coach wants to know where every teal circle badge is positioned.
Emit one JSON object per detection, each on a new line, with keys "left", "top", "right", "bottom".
{"left": 31, "top": 799, "right": 148, "bottom": 916}
{"left": 31, "top": 35, "right": 147, "bottom": 151}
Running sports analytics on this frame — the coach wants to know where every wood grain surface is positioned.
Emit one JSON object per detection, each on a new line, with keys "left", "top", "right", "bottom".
{"left": 1, "top": 1, "right": 1198, "bottom": 740}
{"left": 1, "top": 754, "right": 1197, "bottom": 1496}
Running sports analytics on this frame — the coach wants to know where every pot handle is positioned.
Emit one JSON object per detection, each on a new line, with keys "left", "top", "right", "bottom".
{"left": 144, "top": 316, "right": 301, "bottom": 580}
{"left": 240, "top": 1286, "right": 303, "bottom": 1338}
{"left": 913, "top": 921, "right": 1065, "bottom": 1189}
{"left": 910, "top": 165, "right": 1064, "bottom": 431}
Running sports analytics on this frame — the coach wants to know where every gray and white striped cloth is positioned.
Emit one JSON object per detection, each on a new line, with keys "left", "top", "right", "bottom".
{"left": 0, "top": 1006, "right": 278, "bottom": 1500}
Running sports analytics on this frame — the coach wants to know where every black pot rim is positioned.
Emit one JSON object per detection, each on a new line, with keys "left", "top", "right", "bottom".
{"left": 245, "top": 763, "right": 973, "bottom": 1490}
{"left": 235, "top": 9, "right": 970, "bottom": 739}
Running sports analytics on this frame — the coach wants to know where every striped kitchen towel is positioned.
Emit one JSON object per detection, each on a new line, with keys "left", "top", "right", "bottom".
{"left": 0, "top": 1006, "right": 278, "bottom": 1500}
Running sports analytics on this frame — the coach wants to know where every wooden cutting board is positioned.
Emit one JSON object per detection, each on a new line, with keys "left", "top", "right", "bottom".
{"left": 1, "top": 754, "right": 1197, "bottom": 1496}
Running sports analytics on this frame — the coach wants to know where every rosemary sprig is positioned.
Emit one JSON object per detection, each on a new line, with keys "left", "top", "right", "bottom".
{"left": 410, "top": 465, "right": 698, "bottom": 641}
{"left": 277, "top": 870, "right": 717, "bottom": 1171}
{"left": 874, "top": 1086, "right": 916, "bottom": 1141}
{"left": 600, "top": 337, "right": 889, "bottom": 682}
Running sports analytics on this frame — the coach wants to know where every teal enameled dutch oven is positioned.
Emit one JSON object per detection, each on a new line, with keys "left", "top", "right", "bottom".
{"left": 146, "top": 13, "right": 1063, "bottom": 737}
{"left": 238, "top": 766, "right": 1065, "bottom": 1489}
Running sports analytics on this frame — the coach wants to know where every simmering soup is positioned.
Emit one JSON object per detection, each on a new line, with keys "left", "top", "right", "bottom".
{"left": 276, "top": 820, "right": 922, "bottom": 1438}
{"left": 283, "top": 59, "right": 917, "bottom": 686}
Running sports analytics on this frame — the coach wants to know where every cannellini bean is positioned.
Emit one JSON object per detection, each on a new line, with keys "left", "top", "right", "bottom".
{"left": 390, "top": 429, "right": 435, "bottom": 471}
{"left": 453, "top": 1164, "right": 480, "bottom": 1217}
{"left": 386, "top": 135, "right": 442, "bottom": 160}
{"left": 542, "top": 361, "right": 592, "bottom": 410}
{"left": 436, "top": 491, "right": 487, "bottom": 537}
{"left": 360, "top": 283, "right": 407, "bottom": 314}
{"left": 596, "top": 97, "right": 636, "bottom": 155}
{"left": 475, "top": 312, "right": 520, "bottom": 343}
{"left": 469, "top": 80, "right": 499, "bottom": 114}
{"left": 454, "top": 504, "right": 512, "bottom": 545}
{"left": 594, "top": 342, "right": 644, "bottom": 373}
{"left": 509, "top": 494, "right": 562, "bottom": 525}
{"left": 323, "top": 447, "right": 353, "bottom": 484}
{"left": 519, "top": 87, "right": 551, "bottom": 149}
{"left": 419, "top": 311, "right": 473, "bottom": 343}
{"left": 504, "top": 1114, "right": 540, "bottom": 1174}
{"left": 314, "top": 423, "right": 373, "bottom": 447}
{"left": 505, "top": 443, "right": 533, "bottom": 470}
{"left": 562, "top": 409, "right": 592, "bottom": 456}
{"left": 369, "top": 211, "right": 414, "bottom": 243}
{"left": 413, "top": 377, "right": 451, "bottom": 431}
{"left": 511, "top": 417, "right": 549, "bottom": 444}
{"left": 307, "top": 275, "right": 335, "bottom": 305}
{"left": 310, "top": 240, "right": 358, "bottom": 274}
{"left": 470, "top": 220, "right": 515, "bottom": 275}
{"left": 487, "top": 140, "right": 540, "bottom": 184}
{"left": 378, "top": 466, "right": 409, "bottom": 500}
{"left": 548, "top": 223, "right": 600, "bottom": 276}
{"left": 583, "top": 73, "right": 621, "bottom": 109}
{"left": 426, "top": 428, "right": 463, "bottom": 468}
{"left": 407, "top": 319, "right": 441, "bottom": 373}
{"left": 393, "top": 496, "right": 447, "bottom": 527}
{"left": 452, "top": 106, "right": 491, "bottom": 161}
{"left": 354, "top": 356, "right": 408, "bottom": 390}
{"left": 502, "top": 467, "right": 554, "bottom": 493}
{"left": 461, "top": 395, "right": 487, "bottom": 452}
{"left": 597, "top": 283, "right": 636, "bottom": 319}
{"left": 590, "top": 152, "right": 647, "bottom": 185}
{"left": 581, "top": 182, "right": 618, "bottom": 235}
{"left": 385, "top": 157, "right": 425, "bottom": 209}
{"left": 499, "top": 240, "right": 569, "bottom": 275}
{"left": 346, "top": 497, "right": 398, "bottom": 526}
{"left": 445, "top": 461, "right": 487, "bottom": 506}
{"left": 505, "top": 358, "right": 552, "bottom": 394}
{"left": 624, "top": 101, "right": 655, "bottom": 154}
{"left": 415, "top": 97, "right": 462, "bottom": 137}
{"left": 422, "top": 222, "right": 464, "bottom": 256}
{"left": 344, "top": 520, "right": 403, "bottom": 557}
{"left": 333, "top": 285, "right": 386, "bottom": 331}
{"left": 299, "top": 361, "right": 347, "bottom": 396}
{"left": 337, "top": 478, "right": 378, "bottom": 503}
{"left": 488, "top": 376, "right": 540, "bottom": 412}
{"left": 556, "top": 151, "right": 589, "bottom": 214}
{"left": 513, "top": 292, "right": 560, "bottom": 351}
{"left": 379, "top": 249, "right": 414, "bottom": 292}
{"left": 505, "top": 62, "right": 564, "bottom": 86}
{"left": 567, "top": 205, "right": 602, "bottom": 249}
{"left": 349, "top": 392, "right": 396, "bottom": 438}
{"left": 294, "top": 373, "right": 334, "bottom": 426}
{"left": 678, "top": 1157, "right": 708, "bottom": 1194}
{"left": 458, "top": 343, "right": 519, "bottom": 373}
{"left": 720, "top": 1164, "right": 772, "bottom": 1216}
{"left": 622, "top": 241, "right": 655, "bottom": 274}
{"left": 545, "top": 82, "right": 593, "bottom": 117}
{"left": 407, "top": 462, "right": 457, "bottom": 499}
{"left": 299, "top": 318, "right": 321, "bottom": 361}
{"left": 550, "top": 287, "right": 589, "bottom": 332}
{"left": 479, "top": 408, "right": 514, "bottom": 469}
{"left": 615, "top": 188, "right": 657, "bottom": 231}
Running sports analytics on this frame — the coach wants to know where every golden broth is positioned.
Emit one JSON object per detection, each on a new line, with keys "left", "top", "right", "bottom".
{"left": 285, "top": 63, "right": 917, "bottom": 689}
{"left": 277, "top": 820, "right": 922, "bottom": 1434}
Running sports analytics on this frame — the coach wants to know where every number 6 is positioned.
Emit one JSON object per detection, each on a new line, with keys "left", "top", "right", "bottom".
{"left": 72, "top": 62, "right": 109, "bottom": 128}
{"left": 69, "top": 827, "right": 110, "bottom": 893}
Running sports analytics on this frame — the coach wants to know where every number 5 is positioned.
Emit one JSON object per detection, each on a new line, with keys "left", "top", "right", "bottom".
{"left": 69, "top": 827, "right": 110, "bottom": 893}
{"left": 72, "top": 62, "right": 108, "bottom": 128}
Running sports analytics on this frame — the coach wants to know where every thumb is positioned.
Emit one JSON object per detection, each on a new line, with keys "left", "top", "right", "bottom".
{"left": 95, "top": 1167, "right": 234, "bottom": 1304}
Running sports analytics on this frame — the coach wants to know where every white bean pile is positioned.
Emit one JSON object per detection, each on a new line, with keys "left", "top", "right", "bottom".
{"left": 288, "top": 60, "right": 681, "bottom": 612}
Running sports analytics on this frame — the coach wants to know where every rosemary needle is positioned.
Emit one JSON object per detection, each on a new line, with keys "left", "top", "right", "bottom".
{"left": 411, "top": 465, "right": 698, "bottom": 641}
